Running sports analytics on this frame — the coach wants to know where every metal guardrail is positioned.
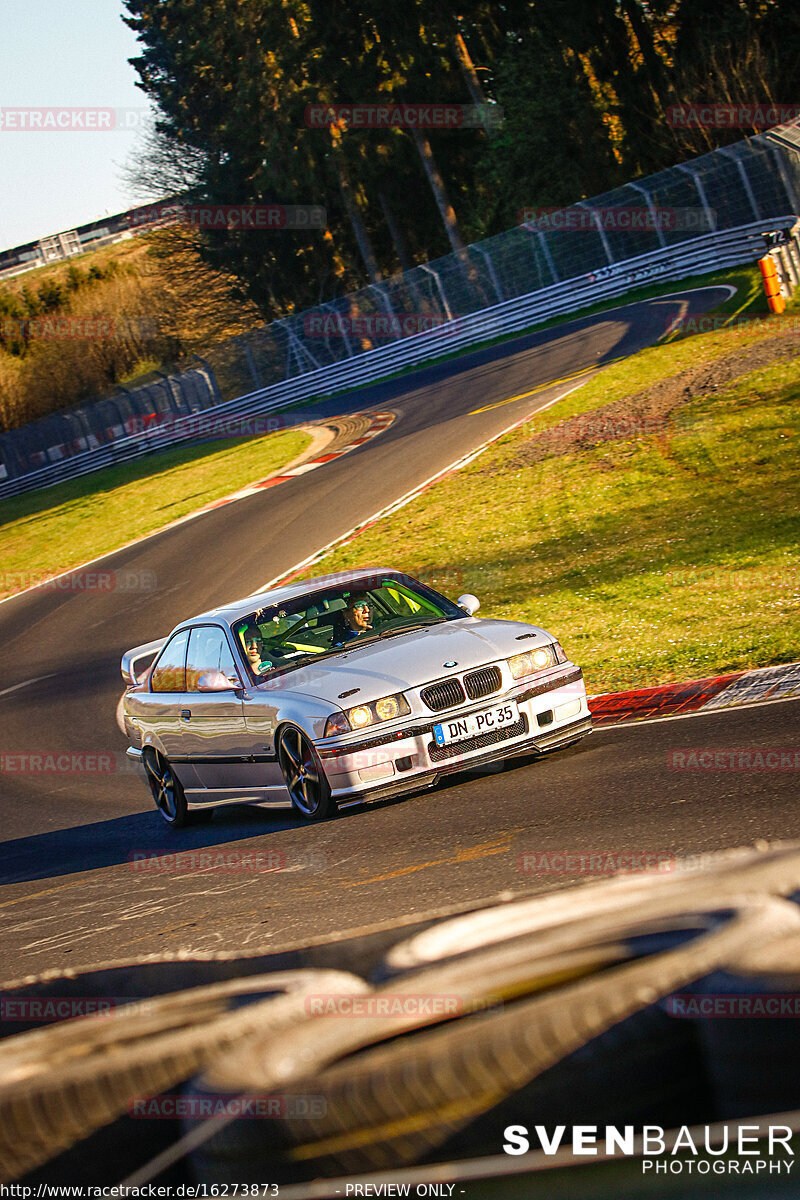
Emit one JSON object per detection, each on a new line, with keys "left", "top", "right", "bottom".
{"left": 0, "top": 215, "right": 795, "bottom": 501}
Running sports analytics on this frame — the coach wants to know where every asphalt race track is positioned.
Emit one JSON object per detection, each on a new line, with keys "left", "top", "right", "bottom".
{"left": 2, "top": 287, "right": 797, "bottom": 982}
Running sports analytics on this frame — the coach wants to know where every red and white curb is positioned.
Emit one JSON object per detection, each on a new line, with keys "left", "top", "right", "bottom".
{"left": 190, "top": 412, "right": 395, "bottom": 517}
{"left": 590, "top": 661, "right": 800, "bottom": 726}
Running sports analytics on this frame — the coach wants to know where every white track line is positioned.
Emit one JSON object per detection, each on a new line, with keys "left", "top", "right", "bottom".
{"left": 0, "top": 674, "right": 57, "bottom": 700}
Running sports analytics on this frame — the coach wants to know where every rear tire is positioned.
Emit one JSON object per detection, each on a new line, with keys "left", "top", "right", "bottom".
{"left": 144, "top": 751, "right": 210, "bottom": 827}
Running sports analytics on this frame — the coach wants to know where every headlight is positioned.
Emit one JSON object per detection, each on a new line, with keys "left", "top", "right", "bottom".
{"left": 375, "top": 695, "right": 402, "bottom": 721}
{"left": 347, "top": 693, "right": 410, "bottom": 731}
{"left": 508, "top": 644, "right": 559, "bottom": 678}
{"left": 349, "top": 705, "right": 373, "bottom": 729}
{"left": 324, "top": 694, "right": 410, "bottom": 737}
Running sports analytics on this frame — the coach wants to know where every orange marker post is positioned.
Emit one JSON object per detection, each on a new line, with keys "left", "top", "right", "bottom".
{"left": 758, "top": 254, "right": 786, "bottom": 314}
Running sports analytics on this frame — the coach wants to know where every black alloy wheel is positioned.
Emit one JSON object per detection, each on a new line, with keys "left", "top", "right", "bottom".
{"left": 277, "top": 726, "right": 335, "bottom": 820}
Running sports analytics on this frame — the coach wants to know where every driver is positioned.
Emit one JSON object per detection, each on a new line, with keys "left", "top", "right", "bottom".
{"left": 332, "top": 592, "right": 373, "bottom": 645}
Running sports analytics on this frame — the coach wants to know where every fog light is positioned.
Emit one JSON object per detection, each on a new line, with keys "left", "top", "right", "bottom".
{"left": 358, "top": 762, "right": 394, "bottom": 783}
{"left": 556, "top": 698, "right": 582, "bottom": 721}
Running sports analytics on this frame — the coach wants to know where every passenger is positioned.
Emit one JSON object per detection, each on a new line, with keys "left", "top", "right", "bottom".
{"left": 332, "top": 593, "right": 373, "bottom": 645}
{"left": 241, "top": 624, "right": 272, "bottom": 675}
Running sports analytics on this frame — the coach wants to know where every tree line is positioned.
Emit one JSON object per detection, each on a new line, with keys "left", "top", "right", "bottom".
{"left": 120, "top": 2, "right": 800, "bottom": 318}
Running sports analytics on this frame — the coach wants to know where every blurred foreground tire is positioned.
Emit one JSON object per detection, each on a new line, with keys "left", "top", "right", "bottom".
{"left": 0, "top": 969, "right": 368, "bottom": 1183}
{"left": 188, "top": 895, "right": 798, "bottom": 1182}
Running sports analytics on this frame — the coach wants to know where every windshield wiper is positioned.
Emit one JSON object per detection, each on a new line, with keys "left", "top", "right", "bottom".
{"left": 378, "top": 618, "right": 447, "bottom": 639}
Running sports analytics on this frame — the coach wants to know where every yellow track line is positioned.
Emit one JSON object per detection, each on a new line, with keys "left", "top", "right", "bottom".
{"left": 468, "top": 355, "right": 627, "bottom": 415}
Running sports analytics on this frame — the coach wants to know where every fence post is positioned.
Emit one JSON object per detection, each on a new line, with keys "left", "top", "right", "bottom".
{"left": 320, "top": 302, "right": 355, "bottom": 358}
{"left": 190, "top": 355, "right": 224, "bottom": 405}
{"left": 534, "top": 231, "right": 559, "bottom": 284}
{"left": 275, "top": 318, "right": 322, "bottom": 376}
{"left": 626, "top": 182, "right": 667, "bottom": 247}
{"left": 472, "top": 244, "right": 504, "bottom": 304}
{"left": 675, "top": 163, "right": 717, "bottom": 233}
{"left": 576, "top": 202, "right": 614, "bottom": 263}
{"left": 764, "top": 142, "right": 800, "bottom": 215}
{"left": 717, "top": 147, "right": 761, "bottom": 221}
{"left": 419, "top": 264, "right": 453, "bottom": 321}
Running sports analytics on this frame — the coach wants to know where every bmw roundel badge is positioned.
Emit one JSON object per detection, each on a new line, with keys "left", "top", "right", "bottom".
{"left": 443, "top": 660, "right": 457, "bottom": 668}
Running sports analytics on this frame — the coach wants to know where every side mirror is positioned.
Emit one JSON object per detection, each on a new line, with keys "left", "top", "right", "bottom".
{"left": 197, "top": 670, "right": 240, "bottom": 692}
{"left": 121, "top": 638, "right": 166, "bottom": 687}
{"left": 457, "top": 594, "right": 480, "bottom": 616}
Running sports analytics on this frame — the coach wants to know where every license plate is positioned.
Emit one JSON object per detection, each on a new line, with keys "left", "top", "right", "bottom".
{"left": 434, "top": 700, "right": 519, "bottom": 746}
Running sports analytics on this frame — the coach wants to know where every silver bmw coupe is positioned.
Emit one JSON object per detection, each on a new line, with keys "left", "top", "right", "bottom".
{"left": 121, "top": 569, "right": 591, "bottom": 826}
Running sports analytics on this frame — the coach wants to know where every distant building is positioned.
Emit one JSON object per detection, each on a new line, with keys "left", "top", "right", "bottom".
{"left": 0, "top": 200, "right": 179, "bottom": 280}
{"left": 38, "top": 230, "right": 82, "bottom": 263}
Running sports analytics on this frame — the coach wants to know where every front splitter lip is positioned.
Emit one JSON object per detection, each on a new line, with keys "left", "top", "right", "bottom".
{"left": 331, "top": 713, "right": 592, "bottom": 807}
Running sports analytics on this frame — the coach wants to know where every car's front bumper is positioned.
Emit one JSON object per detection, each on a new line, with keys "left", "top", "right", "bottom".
{"left": 317, "top": 665, "right": 591, "bottom": 803}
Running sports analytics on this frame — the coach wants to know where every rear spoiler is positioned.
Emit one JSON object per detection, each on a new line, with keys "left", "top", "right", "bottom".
{"left": 121, "top": 638, "right": 166, "bottom": 687}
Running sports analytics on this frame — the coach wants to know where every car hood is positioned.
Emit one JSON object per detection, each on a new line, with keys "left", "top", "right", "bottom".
{"left": 255, "top": 619, "right": 553, "bottom": 707}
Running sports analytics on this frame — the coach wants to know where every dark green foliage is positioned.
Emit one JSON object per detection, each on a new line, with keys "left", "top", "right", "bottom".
{"left": 119, "top": 1, "right": 799, "bottom": 314}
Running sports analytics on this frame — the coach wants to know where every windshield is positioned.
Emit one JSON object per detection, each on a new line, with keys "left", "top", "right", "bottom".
{"left": 233, "top": 573, "right": 465, "bottom": 678}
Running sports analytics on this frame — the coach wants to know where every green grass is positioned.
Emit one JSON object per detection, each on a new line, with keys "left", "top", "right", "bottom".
{"left": 0, "top": 428, "right": 312, "bottom": 599}
{"left": 316, "top": 312, "right": 800, "bottom": 695}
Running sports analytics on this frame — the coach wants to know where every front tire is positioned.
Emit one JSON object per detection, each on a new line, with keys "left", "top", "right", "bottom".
{"left": 277, "top": 726, "right": 335, "bottom": 821}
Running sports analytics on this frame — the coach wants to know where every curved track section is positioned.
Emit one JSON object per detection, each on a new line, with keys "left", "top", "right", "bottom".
{"left": 2, "top": 287, "right": 797, "bottom": 982}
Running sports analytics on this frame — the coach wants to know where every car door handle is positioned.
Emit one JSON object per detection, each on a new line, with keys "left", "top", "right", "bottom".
{"left": 181, "top": 709, "right": 192, "bottom": 720}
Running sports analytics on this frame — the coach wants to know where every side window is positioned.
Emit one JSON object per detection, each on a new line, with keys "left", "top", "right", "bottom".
{"left": 150, "top": 629, "right": 190, "bottom": 693}
{"left": 186, "top": 626, "right": 239, "bottom": 691}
